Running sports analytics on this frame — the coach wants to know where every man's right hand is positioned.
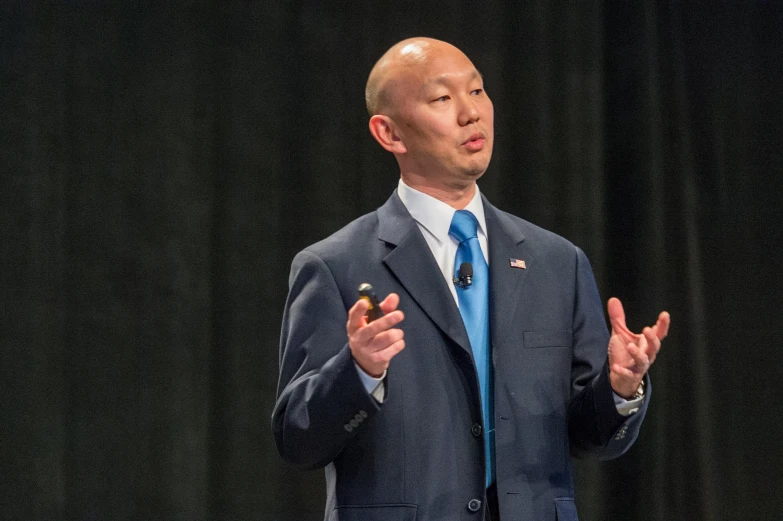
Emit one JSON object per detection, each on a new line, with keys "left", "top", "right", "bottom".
{"left": 346, "top": 293, "right": 405, "bottom": 378}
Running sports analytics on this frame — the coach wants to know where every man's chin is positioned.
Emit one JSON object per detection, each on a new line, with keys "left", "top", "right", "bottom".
{"left": 460, "top": 161, "right": 490, "bottom": 180}
{"left": 461, "top": 151, "right": 492, "bottom": 179}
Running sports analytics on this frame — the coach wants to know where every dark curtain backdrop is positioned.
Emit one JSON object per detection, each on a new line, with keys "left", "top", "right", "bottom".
{"left": 2, "top": 2, "right": 781, "bottom": 520}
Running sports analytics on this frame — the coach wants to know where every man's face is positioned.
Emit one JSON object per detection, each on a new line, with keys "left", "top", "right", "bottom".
{"left": 390, "top": 45, "right": 494, "bottom": 187}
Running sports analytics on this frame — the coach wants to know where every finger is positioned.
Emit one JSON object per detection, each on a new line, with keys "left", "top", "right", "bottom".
{"left": 626, "top": 341, "right": 650, "bottom": 372}
{"left": 655, "top": 311, "right": 671, "bottom": 340}
{"left": 611, "top": 363, "right": 636, "bottom": 380}
{"left": 378, "top": 293, "right": 400, "bottom": 314}
{"left": 369, "top": 338, "right": 406, "bottom": 365}
{"left": 642, "top": 326, "right": 661, "bottom": 365}
{"left": 607, "top": 297, "right": 634, "bottom": 336}
{"left": 347, "top": 298, "right": 371, "bottom": 334}
{"left": 354, "top": 309, "right": 405, "bottom": 342}
{"left": 643, "top": 327, "right": 661, "bottom": 355}
{"left": 366, "top": 327, "right": 405, "bottom": 352}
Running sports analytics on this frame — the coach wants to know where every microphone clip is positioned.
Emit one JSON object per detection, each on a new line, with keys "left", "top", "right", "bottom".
{"left": 454, "top": 275, "right": 472, "bottom": 288}
{"left": 453, "top": 262, "right": 473, "bottom": 288}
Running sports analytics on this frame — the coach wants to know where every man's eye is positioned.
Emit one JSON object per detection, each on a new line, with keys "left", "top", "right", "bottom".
{"left": 432, "top": 95, "right": 450, "bottom": 102}
{"left": 471, "top": 89, "right": 483, "bottom": 95}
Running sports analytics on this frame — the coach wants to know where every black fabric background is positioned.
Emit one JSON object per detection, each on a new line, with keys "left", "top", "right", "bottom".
{"left": 2, "top": 2, "right": 781, "bottom": 520}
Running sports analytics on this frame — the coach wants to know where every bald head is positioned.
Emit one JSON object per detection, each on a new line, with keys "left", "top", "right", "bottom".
{"left": 364, "top": 37, "right": 494, "bottom": 194}
{"left": 365, "top": 38, "right": 472, "bottom": 116}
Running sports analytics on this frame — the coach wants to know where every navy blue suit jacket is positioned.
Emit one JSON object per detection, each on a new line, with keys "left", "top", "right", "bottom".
{"left": 272, "top": 191, "right": 649, "bottom": 521}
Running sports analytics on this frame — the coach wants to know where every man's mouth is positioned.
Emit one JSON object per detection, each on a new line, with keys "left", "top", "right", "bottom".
{"left": 463, "top": 132, "right": 486, "bottom": 151}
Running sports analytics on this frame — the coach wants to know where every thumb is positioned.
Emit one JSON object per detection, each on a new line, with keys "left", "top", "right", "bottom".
{"left": 379, "top": 292, "right": 401, "bottom": 314}
{"left": 607, "top": 297, "right": 630, "bottom": 334}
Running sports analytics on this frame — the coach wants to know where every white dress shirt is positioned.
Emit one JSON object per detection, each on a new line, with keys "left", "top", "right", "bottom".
{"left": 355, "top": 179, "right": 641, "bottom": 415}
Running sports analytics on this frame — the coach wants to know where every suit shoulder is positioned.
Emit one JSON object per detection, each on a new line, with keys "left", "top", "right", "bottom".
{"left": 287, "top": 209, "right": 389, "bottom": 306}
{"left": 498, "top": 209, "right": 580, "bottom": 255}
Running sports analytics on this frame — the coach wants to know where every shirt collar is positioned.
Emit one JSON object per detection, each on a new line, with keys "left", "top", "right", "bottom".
{"left": 397, "top": 178, "right": 488, "bottom": 244}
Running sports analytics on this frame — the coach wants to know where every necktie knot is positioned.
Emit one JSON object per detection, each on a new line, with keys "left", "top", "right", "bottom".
{"left": 449, "top": 210, "right": 479, "bottom": 244}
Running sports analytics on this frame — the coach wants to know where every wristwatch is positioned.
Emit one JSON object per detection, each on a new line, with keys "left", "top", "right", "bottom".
{"left": 632, "top": 380, "right": 645, "bottom": 400}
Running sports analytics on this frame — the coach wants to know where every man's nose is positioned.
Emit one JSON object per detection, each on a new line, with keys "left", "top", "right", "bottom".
{"left": 458, "top": 97, "right": 480, "bottom": 126}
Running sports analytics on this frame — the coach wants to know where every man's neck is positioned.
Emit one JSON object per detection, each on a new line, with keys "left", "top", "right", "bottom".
{"left": 400, "top": 174, "right": 477, "bottom": 210}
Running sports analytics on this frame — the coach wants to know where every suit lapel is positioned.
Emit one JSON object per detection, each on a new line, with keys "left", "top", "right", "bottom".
{"left": 378, "top": 193, "right": 474, "bottom": 358}
{"left": 483, "top": 196, "right": 532, "bottom": 350}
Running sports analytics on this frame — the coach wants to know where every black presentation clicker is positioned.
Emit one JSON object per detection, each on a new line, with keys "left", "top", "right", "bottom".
{"left": 358, "top": 283, "right": 384, "bottom": 322}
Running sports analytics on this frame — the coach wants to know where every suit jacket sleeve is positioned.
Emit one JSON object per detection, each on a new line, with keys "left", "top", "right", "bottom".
{"left": 271, "top": 249, "right": 381, "bottom": 469}
{"left": 567, "top": 246, "right": 651, "bottom": 460}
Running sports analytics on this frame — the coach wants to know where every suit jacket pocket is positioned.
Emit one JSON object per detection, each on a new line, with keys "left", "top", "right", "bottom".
{"left": 331, "top": 504, "right": 417, "bottom": 521}
{"left": 554, "top": 497, "right": 579, "bottom": 521}
{"left": 523, "top": 330, "right": 572, "bottom": 349}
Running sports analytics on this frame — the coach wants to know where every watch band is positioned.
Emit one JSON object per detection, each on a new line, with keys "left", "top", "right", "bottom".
{"left": 632, "top": 379, "right": 645, "bottom": 400}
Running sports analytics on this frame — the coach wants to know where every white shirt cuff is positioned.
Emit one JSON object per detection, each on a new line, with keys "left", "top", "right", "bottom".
{"left": 613, "top": 391, "right": 643, "bottom": 416}
{"left": 354, "top": 361, "right": 387, "bottom": 402}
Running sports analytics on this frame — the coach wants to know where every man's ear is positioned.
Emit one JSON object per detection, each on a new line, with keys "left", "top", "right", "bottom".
{"left": 368, "top": 115, "right": 406, "bottom": 154}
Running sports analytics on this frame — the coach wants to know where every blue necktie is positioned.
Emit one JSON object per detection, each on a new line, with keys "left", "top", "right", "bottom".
{"left": 449, "top": 210, "right": 494, "bottom": 487}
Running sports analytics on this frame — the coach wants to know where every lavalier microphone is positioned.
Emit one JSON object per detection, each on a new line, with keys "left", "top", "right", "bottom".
{"left": 453, "top": 262, "right": 473, "bottom": 288}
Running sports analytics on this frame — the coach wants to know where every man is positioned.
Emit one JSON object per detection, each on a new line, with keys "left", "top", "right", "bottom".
{"left": 272, "top": 38, "right": 670, "bottom": 521}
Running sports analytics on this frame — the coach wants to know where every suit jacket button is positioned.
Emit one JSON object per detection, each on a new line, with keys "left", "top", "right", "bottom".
{"left": 467, "top": 498, "right": 482, "bottom": 512}
{"left": 471, "top": 423, "right": 482, "bottom": 437}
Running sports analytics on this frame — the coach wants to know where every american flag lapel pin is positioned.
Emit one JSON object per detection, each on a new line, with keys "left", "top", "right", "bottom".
{"left": 509, "top": 258, "right": 526, "bottom": 269}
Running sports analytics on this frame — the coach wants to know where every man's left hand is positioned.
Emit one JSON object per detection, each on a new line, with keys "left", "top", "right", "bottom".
{"left": 607, "top": 297, "right": 671, "bottom": 399}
